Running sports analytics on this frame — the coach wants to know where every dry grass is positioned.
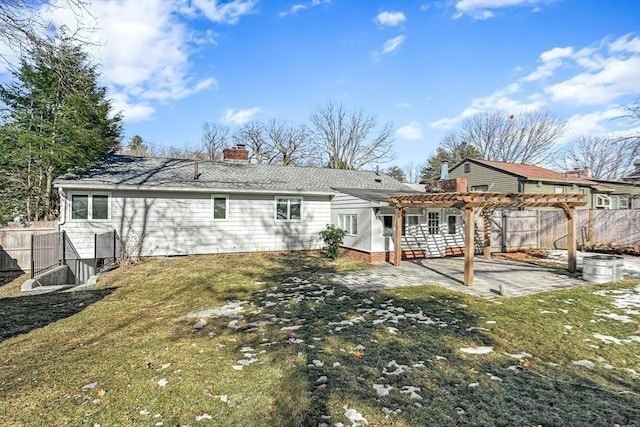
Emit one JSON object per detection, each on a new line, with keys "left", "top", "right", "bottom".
{"left": 0, "top": 253, "right": 638, "bottom": 426}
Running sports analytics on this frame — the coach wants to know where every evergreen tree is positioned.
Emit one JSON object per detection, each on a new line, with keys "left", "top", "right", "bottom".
{"left": 0, "top": 36, "right": 122, "bottom": 220}
{"left": 421, "top": 140, "right": 480, "bottom": 182}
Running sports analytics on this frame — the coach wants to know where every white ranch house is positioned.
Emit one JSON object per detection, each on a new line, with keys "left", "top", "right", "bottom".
{"left": 53, "top": 147, "right": 465, "bottom": 262}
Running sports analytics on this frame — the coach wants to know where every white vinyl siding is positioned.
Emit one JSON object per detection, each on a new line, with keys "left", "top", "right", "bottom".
{"left": 61, "top": 191, "right": 329, "bottom": 258}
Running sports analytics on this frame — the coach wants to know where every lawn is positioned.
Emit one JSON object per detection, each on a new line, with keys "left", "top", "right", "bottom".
{"left": 0, "top": 253, "right": 638, "bottom": 426}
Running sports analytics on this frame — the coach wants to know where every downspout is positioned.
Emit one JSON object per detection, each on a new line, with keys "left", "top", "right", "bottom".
{"left": 58, "top": 188, "right": 67, "bottom": 226}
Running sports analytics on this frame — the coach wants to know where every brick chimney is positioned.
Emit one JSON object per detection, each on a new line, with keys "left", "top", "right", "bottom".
{"left": 565, "top": 167, "right": 591, "bottom": 178}
{"left": 223, "top": 144, "right": 249, "bottom": 163}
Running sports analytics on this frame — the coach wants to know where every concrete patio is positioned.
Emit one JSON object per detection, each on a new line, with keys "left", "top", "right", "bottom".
{"left": 326, "top": 253, "right": 637, "bottom": 299}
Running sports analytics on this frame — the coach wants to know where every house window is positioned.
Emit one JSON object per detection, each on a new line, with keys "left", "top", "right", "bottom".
{"left": 471, "top": 185, "right": 488, "bottom": 192}
{"left": 579, "top": 188, "right": 587, "bottom": 195}
{"left": 595, "top": 194, "right": 611, "bottom": 209}
{"left": 212, "top": 195, "right": 228, "bottom": 220}
{"left": 464, "top": 163, "right": 471, "bottom": 173}
{"left": 447, "top": 215, "right": 457, "bottom": 234}
{"left": 382, "top": 215, "right": 393, "bottom": 236}
{"left": 618, "top": 195, "right": 629, "bottom": 209}
{"left": 554, "top": 186, "right": 565, "bottom": 194}
{"left": 276, "top": 197, "right": 302, "bottom": 220}
{"left": 71, "top": 193, "right": 110, "bottom": 220}
{"left": 339, "top": 214, "right": 357, "bottom": 235}
{"left": 427, "top": 212, "right": 440, "bottom": 235}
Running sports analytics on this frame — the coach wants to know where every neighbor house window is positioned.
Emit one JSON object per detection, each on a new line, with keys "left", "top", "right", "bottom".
{"left": 464, "top": 163, "right": 471, "bottom": 173}
{"left": 339, "top": 214, "right": 357, "bottom": 235}
{"left": 554, "top": 186, "right": 565, "bottom": 194}
{"left": 71, "top": 193, "right": 110, "bottom": 220}
{"left": 427, "top": 212, "right": 440, "bottom": 235}
{"left": 447, "top": 215, "right": 457, "bottom": 234}
{"left": 618, "top": 195, "right": 629, "bottom": 209}
{"left": 595, "top": 194, "right": 611, "bottom": 209}
{"left": 275, "top": 197, "right": 302, "bottom": 220}
{"left": 212, "top": 195, "right": 228, "bottom": 220}
{"left": 471, "top": 185, "right": 488, "bottom": 192}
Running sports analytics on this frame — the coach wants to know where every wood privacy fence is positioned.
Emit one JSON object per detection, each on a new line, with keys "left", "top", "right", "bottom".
{"left": 0, "top": 221, "right": 58, "bottom": 276}
{"left": 487, "top": 209, "right": 640, "bottom": 251}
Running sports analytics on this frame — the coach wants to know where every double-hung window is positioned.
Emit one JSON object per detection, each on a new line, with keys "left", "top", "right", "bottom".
{"left": 71, "top": 193, "right": 110, "bottom": 220}
{"left": 212, "top": 195, "right": 228, "bottom": 220}
{"left": 427, "top": 212, "right": 440, "bottom": 235}
{"left": 276, "top": 197, "right": 302, "bottom": 221}
{"left": 339, "top": 214, "right": 357, "bottom": 235}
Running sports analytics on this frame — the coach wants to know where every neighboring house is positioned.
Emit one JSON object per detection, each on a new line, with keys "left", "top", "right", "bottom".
{"left": 53, "top": 146, "right": 427, "bottom": 263}
{"left": 622, "top": 159, "right": 640, "bottom": 185}
{"left": 448, "top": 158, "right": 640, "bottom": 209}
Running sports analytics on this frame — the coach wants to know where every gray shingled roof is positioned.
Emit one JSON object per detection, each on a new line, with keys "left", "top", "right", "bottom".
{"left": 54, "top": 155, "right": 414, "bottom": 194}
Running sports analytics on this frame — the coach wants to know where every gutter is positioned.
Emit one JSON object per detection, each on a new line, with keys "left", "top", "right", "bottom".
{"left": 53, "top": 182, "right": 336, "bottom": 197}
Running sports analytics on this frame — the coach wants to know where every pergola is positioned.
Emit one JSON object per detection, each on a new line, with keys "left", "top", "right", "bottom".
{"left": 387, "top": 192, "right": 587, "bottom": 286}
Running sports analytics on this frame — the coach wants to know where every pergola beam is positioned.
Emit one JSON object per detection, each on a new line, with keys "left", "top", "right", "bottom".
{"left": 463, "top": 207, "right": 476, "bottom": 286}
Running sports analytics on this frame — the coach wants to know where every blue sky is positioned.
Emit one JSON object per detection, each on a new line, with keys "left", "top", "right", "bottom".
{"left": 31, "top": 0, "right": 640, "bottom": 170}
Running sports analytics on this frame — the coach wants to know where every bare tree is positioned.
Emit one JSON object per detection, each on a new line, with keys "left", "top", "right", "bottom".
{"left": 309, "top": 101, "right": 394, "bottom": 169}
{"left": 450, "top": 110, "right": 566, "bottom": 165}
{"left": 402, "top": 162, "right": 424, "bottom": 184}
{"left": 1, "top": 1, "right": 90, "bottom": 66}
{"left": 264, "top": 119, "right": 309, "bottom": 166}
{"left": 201, "top": 122, "right": 229, "bottom": 161}
{"left": 558, "top": 135, "right": 638, "bottom": 180}
{"left": 232, "top": 121, "right": 275, "bottom": 165}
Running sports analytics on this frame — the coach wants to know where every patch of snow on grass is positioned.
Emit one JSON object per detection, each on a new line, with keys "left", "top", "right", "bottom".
{"left": 343, "top": 406, "right": 368, "bottom": 426}
{"left": 157, "top": 378, "right": 168, "bottom": 387}
{"left": 373, "top": 383, "right": 393, "bottom": 397}
{"left": 504, "top": 352, "right": 532, "bottom": 359}
{"left": 400, "top": 386, "right": 422, "bottom": 400}
{"left": 572, "top": 360, "right": 595, "bottom": 369}
{"left": 177, "top": 300, "right": 247, "bottom": 320}
{"left": 594, "top": 311, "right": 635, "bottom": 324}
{"left": 460, "top": 346, "right": 493, "bottom": 355}
{"left": 593, "top": 333, "right": 622, "bottom": 345}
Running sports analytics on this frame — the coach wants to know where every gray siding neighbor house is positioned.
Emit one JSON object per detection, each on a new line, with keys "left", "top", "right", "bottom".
{"left": 448, "top": 158, "right": 640, "bottom": 209}
{"left": 53, "top": 147, "right": 420, "bottom": 262}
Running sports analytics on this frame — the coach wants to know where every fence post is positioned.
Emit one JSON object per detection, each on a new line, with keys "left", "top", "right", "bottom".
{"left": 94, "top": 233, "right": 98, "bottom": 274}
{"left": 501, "top": 210, "right": 507, "bottom": 253}
{"left": 61, "top": 231, "right": 66, "bottom": 265}
{"left": 30, "top": 234, "right": 35, "bottom": 279}
{"left": 112, "top": 229, "right": 117, "bottom": 261}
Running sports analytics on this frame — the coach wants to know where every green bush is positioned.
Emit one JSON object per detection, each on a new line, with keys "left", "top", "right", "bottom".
{"left": 319, "top": 224, "right": 346, "bottom": 259}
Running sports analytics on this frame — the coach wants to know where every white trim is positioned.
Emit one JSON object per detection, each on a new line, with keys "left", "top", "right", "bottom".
{"left": 274, "top": 196, "right": 303, "bottom": 222}
{"left": 69, "top": 192, "right": 111, "bottom": 222}
{"left": 211, "top": 194, "right": 229, "bottom": 221}
{"left": 55, "top": 183, "right": 334, "bottom": 196}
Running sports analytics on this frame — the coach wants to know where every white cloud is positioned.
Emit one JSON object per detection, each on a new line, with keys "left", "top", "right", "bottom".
{"left": 453, "top": 0, "right": 555, "bottom": 20}
{"left": 222, "top": 107, "right": 262, "bottom": 125}
{"left": 279, "top": 0, "right": 330, "bottom": 17}
{"left": 396, "top": 121, "right": 423, "bottom": 140}
{"left": 40, "top": 0, "right": 252, "bottom": 122}
{"left": 191, "top": 0, "right": 257, "bottom": 24}
{"left": 539, "top": 46, "right": 573, "bottom": 62}
{"left": 381, "top": 35, "right": 406, "bottom": 55}
{"left": 432, "top": 34, "right": 640, "bottom": 131}
{"left": 396, "top": 102, "right": 411, "bottom": 109}
{"left": 563, "top": 107, "right": 626, "bottom": 140}
{"left": 429, "top": 83, "right": 546, "bottom": 128}
{"left": 279, "top": 4, "right": 306, "bottom": 17}
{"left": 374, "top": 11, "right": 406, "bottom": 27}
{"left": 523, "top": 46, "right": 573, "bottom": 82}
{"left": 545, "top": 55, "right": 640, "bottom": 105}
